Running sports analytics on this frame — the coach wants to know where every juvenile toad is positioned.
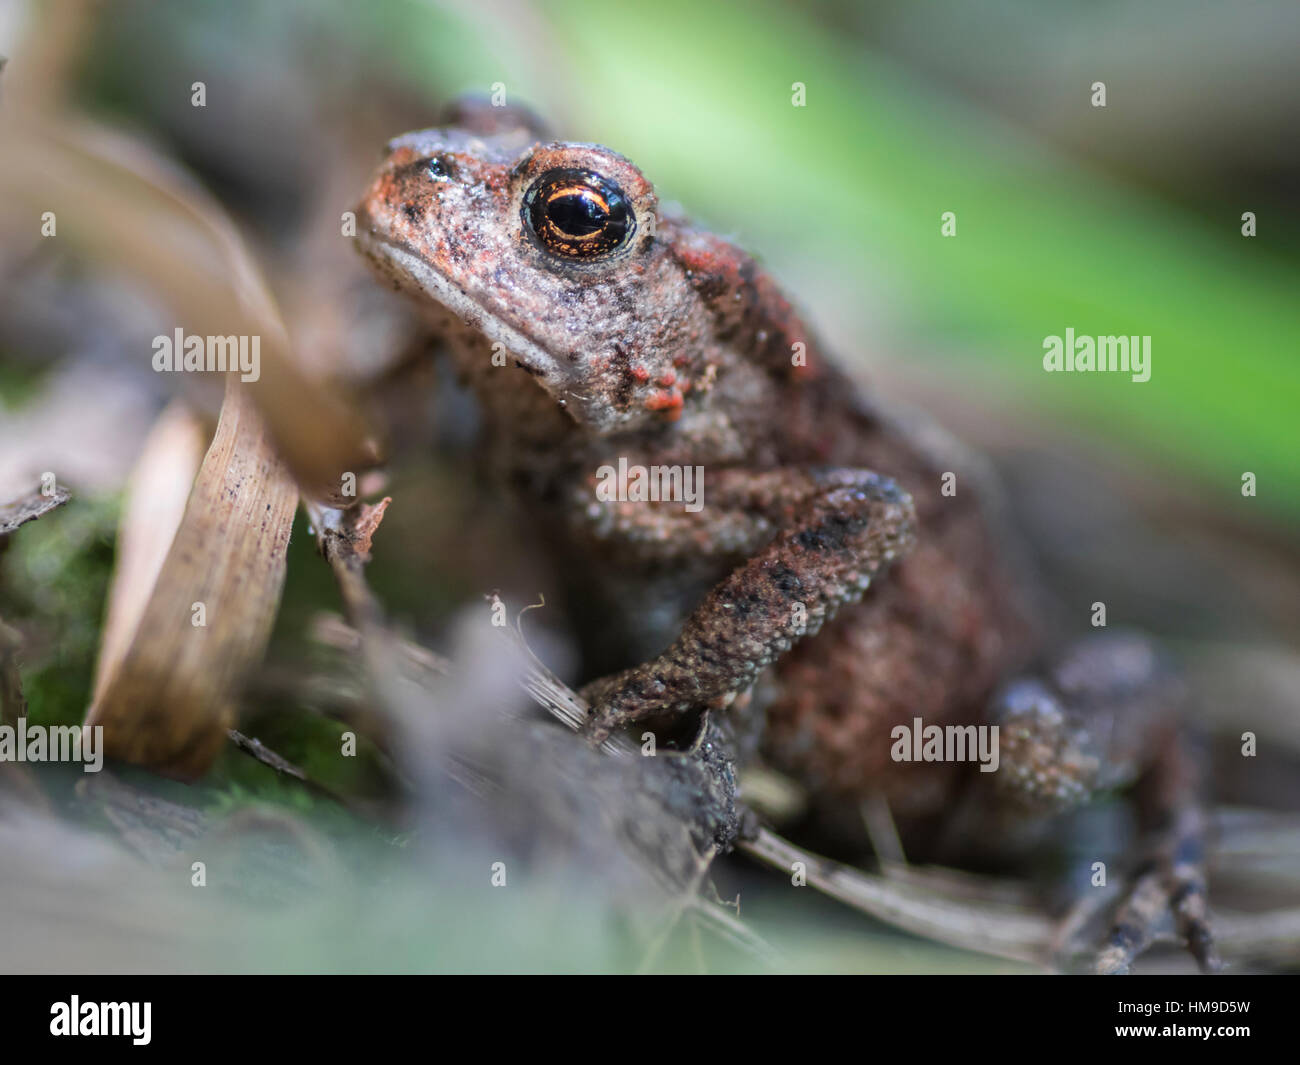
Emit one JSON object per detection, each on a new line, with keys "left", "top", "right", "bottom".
{"left": 355, "top": 98, "right": 1216, "bottom": 973}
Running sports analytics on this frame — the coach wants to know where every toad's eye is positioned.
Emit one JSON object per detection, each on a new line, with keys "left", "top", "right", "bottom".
{"left": 523, "top": 168, "right": 634, "bottom": 261}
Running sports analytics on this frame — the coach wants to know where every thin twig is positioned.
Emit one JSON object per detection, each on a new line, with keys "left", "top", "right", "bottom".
{"left": 227, "top": 728, "right": 309, "bottom": 782}
{"left": 742, "top": 826, "right": 1053, "bottom": 965}
{"left": 0, "top": 483, "right": 70, "bottom": 537}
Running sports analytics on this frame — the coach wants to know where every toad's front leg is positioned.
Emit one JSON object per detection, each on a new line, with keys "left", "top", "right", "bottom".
{"left": 577, "top": 467, "right": 915, "bottom": 746}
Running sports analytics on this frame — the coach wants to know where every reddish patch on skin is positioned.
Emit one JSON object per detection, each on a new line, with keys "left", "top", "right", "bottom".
{"left": 657, "top": 370, "right": 676, "bottom": 387}
{"left": 645, "top": 389, "right": 684, "bottom": 419}
{"left": 675, "top": 244, "right": 730, "bottom": 276}
{"left": 630, "top": 365, "right": 650, "bottom": 383}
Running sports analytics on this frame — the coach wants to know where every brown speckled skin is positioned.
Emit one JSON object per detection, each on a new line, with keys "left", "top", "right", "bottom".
{"left": 354, "top": 101, "right": 1038, "bottom": 822}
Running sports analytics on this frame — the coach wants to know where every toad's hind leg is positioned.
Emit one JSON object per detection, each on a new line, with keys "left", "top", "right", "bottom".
{"left": 987, "top": 632, "right": 1219, "bottom": 974}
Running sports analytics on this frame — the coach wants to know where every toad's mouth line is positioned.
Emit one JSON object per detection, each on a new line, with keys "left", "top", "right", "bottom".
{"left": 360, "top": 233, "right": 587, "bottom": 420}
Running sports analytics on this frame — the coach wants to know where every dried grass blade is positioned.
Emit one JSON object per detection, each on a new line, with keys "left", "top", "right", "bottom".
{"left": 85, "top": 378, "right": 296, "bottom": 778}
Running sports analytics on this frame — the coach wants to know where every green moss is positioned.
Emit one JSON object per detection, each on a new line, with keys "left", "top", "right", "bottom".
{"left": 3, "top": 494, "right": 118, "bottom": 728}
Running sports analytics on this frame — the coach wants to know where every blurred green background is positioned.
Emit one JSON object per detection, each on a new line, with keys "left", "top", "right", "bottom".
{"left": 7, "top": 0, "right": 1288, "bottom": 520}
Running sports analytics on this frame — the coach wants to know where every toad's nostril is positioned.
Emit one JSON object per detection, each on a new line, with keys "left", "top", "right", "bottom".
{"left": 427, "top": 155, "right": 457, "bottom": 182}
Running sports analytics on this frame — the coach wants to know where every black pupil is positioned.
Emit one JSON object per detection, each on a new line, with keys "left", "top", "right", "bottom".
{"left": 525, "top": 168, "right": 633, "bottom": 258}
{"left": 548, "top": 191, "right": 608, "bottom": 237}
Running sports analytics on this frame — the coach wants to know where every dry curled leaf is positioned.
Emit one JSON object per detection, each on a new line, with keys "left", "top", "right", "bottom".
{"left": 86, "top": 377, "right": 297, "bottom": 778}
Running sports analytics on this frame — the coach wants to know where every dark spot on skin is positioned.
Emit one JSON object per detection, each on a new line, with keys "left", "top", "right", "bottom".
{"left": 610, "top": 287, "right": 638, "bottom": 317}
{"left": 738, "top": 258, "right": 757, "bottom": 287}
{"left": 694, "top": 640, "right": 724, "bottom": 669}
{"left": 695, "top": 274, "right": 727, "bottom": 302}
{"left": 768, "top": 563, "right": 803, "bottom": 596}
{"left": 730, "top": 596, "right": 755, "bottom": 620}
{"left": 401, "top": 202, "right": 421, "bottom": 223}
{"left": 795, "top": 513, "right": 866, "bottom": 552}
{"left": 612, "top": 344, "right": 635, "bottom": 409}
